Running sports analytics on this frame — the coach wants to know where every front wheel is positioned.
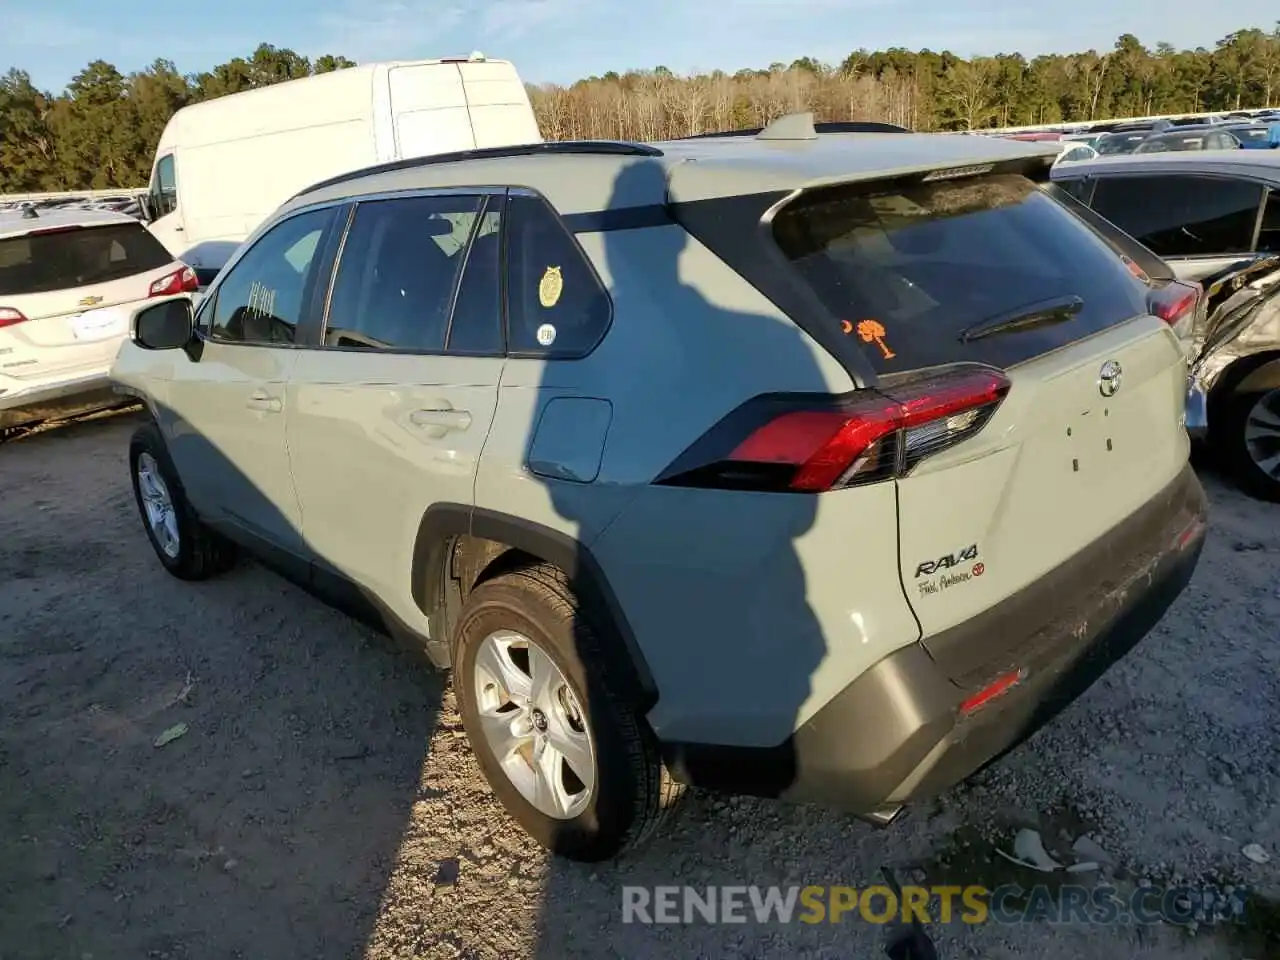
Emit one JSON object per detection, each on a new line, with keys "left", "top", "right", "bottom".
{"left": 452, "top": 563, "right": 679, "bottom": 862}
{"left": 1221, "top": 386, "right": 1280, "bottom": 502}
{"left": 129, "top": 423, "right": 237, "bottom": 579}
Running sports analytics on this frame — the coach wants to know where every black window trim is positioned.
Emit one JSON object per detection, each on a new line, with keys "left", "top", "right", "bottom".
{"left": 195, "top": 199, "right": 347, "bottom": 349}
{"left": 442, "top": 193, "right": 502, "bottom": 353}
{"left": 307, "top": 185, "right": 510, "bottom": 360}
{"left": 1078, "top": 169, "right": 1271, "bottom": 260}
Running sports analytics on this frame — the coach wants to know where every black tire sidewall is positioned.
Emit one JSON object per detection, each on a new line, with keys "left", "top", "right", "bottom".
{"left": 454, "top": 577, "right": 640, "bottom": 861}
{"left": 1222, "top": 388, "right": 1280, "bottom": 502}
{"left": 128, "top": 424, "right": 204, "bottom": 574}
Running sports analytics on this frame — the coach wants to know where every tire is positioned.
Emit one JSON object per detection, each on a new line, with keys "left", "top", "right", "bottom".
{"left": 452, "top": 563, "right": 680, "bottom": 862}
{"left": 128, "top": 422, "right": 237, "bottom": 579}
{"left": 1219, "top": 386, "right": 1280, "bottom": 503}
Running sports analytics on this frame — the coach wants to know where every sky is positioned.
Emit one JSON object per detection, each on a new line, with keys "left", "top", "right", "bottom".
{"left": 1, "top": 0, "right": 1276, "bottom": 94}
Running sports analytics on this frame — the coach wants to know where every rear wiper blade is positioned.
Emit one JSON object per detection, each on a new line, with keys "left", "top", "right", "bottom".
{"left": 958, "top": 295, "right": 1084, "bottom": 343}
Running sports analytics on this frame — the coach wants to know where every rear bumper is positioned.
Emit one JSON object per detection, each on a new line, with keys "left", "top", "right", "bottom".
{"left": 662, "top": 464, "right": 1207, "bottom": 815}
{"left": 0, "top": 369, "right": 120, "bottom": 427}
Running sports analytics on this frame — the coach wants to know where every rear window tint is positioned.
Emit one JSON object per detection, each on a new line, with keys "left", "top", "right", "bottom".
{"left": 0, "top": 222, "right": 172, "bottom": 296}
{"left": 1096, "top": 133, "right": 1148, "bottom": 154}
{"left": 771, "top": 173, "right": 1149, "bottom": 373}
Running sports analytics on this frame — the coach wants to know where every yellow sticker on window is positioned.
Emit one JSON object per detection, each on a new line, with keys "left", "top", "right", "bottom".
{"left": 539, "top": 265, "right": 563, "bottom": 308}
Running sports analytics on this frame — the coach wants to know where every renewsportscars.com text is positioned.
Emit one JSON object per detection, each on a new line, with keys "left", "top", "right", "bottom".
{"left": 621, "top": 884, "right": 1250, "bottom": 926}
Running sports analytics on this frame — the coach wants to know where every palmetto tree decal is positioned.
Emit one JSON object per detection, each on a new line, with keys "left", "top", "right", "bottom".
{"left": 856, "top": 319, "right": 895, "bottom": 359}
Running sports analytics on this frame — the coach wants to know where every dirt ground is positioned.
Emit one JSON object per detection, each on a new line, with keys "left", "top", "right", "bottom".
{"left": 1, "top": 409, "right": 1277, "bottom": 960}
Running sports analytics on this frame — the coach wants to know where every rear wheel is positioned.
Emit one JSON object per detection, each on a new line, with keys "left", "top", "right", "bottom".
{"left": 1221, "top": 386, "right": 1280, "bottom": 502}
{"left": 129, "top": 423, "right": 237, "bottom": 579}
{"left": 452, "top": 563, "right": 678, "bottom": 861}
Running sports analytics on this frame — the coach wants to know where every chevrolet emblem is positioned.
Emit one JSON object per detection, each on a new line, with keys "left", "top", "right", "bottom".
{"left": 78, "top": 295, "right": 104, "bottom": 307}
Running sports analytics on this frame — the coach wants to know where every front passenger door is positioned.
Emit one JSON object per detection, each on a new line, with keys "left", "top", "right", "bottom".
{"left": 165, "top": 205, "right": 340, "bottom": 560}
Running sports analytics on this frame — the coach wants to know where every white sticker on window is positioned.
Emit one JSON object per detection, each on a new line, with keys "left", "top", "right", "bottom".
{"left": 536, "top": 323, "right": 557, "bottom": 346}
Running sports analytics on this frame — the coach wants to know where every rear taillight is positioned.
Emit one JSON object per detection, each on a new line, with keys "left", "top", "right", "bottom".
{"left": 655, "top": 365, "right": 1011, "bottom": 493}
{"left": 0, "top": 307, "right": 28, "bottom": 328}
{"left": 1149, "top": 280, "right": 1201, "bottom": 336}
{"left": 148, "top": 265, "right": 199, "bottom": 298}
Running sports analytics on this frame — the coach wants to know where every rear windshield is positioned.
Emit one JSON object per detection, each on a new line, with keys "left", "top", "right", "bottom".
{"left": 1096, "top": 133, "right": 1148, "bottom": 154}
{"left": 0, "top": 222, "right": 172, "bottom": 296}
{"left": 1137, "top": 135, "right": 1205, "bottom": 153}
{"left": 771, "top": 173, "right": 1149, "bottom": 373}
{"left": 1234, "top": 127, "right": 1270, "bottom": 142}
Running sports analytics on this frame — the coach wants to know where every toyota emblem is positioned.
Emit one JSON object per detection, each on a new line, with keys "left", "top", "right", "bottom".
{"left": 1098, "top": 360, "right": 1123, "bottom": 398}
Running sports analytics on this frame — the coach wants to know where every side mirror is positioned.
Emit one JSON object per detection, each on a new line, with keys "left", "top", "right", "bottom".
{"left": 137, "top": 193, "right": 154, "bottom": 223}
{"left": 133, "top": 296, "right": 194, "bottom": 351}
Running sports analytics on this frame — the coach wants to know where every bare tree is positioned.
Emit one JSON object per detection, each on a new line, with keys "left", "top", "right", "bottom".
{"left": 942, "top": 58, "right": 998, "bottom": 129}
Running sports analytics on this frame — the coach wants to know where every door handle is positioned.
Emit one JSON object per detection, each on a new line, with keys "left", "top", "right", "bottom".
{"left": 409, "top": 408, "right": 472, "bottom": 433}
{"left": 246, "top": 390, "right": 282, "bottom": 414}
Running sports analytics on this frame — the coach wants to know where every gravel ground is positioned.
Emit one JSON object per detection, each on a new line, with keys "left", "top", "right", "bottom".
{"left": 1, "top": 409, "right": 1277, "bottom": 960}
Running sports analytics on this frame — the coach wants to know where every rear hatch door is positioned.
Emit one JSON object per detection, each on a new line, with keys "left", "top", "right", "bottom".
{"left": 0, "top": 220, "right": 178, "bottom": 380}
{"left": 771, "top": 170, "right": 1190, "bottom": 684}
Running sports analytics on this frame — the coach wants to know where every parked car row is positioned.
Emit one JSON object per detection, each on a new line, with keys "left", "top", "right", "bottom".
{"left": 0, "top": 193, "right": 147, "bottom": 220}
{"left": 997, "top": 110, "right": 1280, "bottom": 162}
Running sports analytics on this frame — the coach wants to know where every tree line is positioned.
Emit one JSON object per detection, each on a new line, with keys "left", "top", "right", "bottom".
{"left": 2, "top": 27, "right": 1279, "bottom": 193}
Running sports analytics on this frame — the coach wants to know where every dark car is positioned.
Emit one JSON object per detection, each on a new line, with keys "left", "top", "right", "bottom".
{"left": 1095, "top": 130, "right": 1155, "bottom": 155}
{"left": 1223, "top": 122, "right": 1280, "bottom": 149}
{"left": 1052, "top": 151, "right": 1280, "bottom": 501}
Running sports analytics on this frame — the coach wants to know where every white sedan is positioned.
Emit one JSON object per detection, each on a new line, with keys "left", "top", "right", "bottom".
{"left": 1054, "top": 141, "right": 1099, "bottom": 164}
{"left": 0, "top": 206, "right": 197, "bottom": 430}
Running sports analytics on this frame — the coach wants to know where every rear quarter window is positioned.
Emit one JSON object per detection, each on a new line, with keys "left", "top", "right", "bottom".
{"left": 0, "top": 222, "right": 173, "bottom": 296}
{"left": 771, "top": 173, "right": 1150, "bottom": 374}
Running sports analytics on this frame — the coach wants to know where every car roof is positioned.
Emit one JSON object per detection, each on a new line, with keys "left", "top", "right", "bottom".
{"left": 284, "top": 123, "right": 1061, "bottom": 217}
{"left": 1050, "top": 149, "right": 1280, "bottom": 181}
{"left": 0, "top": 206, "right": 139, "bottom": 241}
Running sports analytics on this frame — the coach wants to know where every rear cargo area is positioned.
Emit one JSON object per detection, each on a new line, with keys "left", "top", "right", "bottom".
{"left": 767, "top": 169, "right": 1192, "bottom": 682}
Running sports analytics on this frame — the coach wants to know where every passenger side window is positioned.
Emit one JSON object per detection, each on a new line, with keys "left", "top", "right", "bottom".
{"left": 1089, "top": 175, "right": 1264, "bottom": 257}
{"left": 324, "top": 194, "right": 495, "bottom": 353}
{"left": 150, "top": 155, "right": 177, "bottom": 218}
{"left": 505, "top": 194, "right": 611, "bottom": 357}
{"left": 208, "top": 207, "right": 334, "bottom": 345}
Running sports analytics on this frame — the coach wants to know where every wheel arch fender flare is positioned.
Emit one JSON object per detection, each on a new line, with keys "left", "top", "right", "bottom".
{"left": 410, "top": 503, "right": 658, "bottom": 709}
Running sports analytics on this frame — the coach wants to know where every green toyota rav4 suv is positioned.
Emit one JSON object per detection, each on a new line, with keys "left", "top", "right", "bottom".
{"left": 112, "top": 115, "right": 1207, "bottom": 861}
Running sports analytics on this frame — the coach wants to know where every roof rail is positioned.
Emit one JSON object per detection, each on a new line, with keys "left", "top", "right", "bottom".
{"left": 293, "top": 140, "right": 664, "bottom": 200}
{"left": 679, "top": 116, "right": 911, "bottom": 140}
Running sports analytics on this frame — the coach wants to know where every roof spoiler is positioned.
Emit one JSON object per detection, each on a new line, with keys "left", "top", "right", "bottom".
{"left": 679, "top": 112, "right": 911, "bottom": 140}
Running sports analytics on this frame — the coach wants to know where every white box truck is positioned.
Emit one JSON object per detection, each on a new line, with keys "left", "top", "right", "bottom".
{"left": 142, "top": 55, "right": 541, "bottom": 283}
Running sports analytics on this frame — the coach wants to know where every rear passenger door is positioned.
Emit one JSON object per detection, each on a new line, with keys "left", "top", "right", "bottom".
{"left": 286, "top": 190, "right": 505, "bottom": 628}
{"left": 1087, "top": 174, "right": 1266, "bottom": 282}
